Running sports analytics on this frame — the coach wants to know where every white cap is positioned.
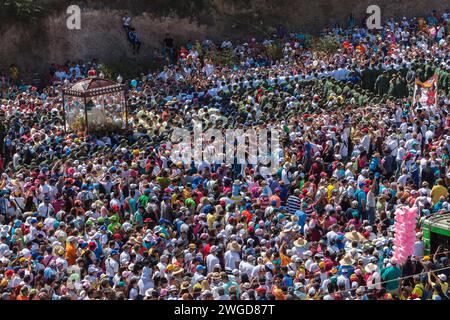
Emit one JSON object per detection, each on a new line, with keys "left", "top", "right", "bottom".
{"left": 438, "top": 274, "right": 447, "bottom": 282}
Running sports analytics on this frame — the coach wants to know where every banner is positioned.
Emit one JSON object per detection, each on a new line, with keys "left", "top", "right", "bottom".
{"left": 413, "top": 74, "right": 438, "bottom": 108}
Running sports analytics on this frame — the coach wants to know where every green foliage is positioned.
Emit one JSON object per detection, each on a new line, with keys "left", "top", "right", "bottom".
{"left": 2, "top": 0, "right": 44, "bottom": 22}
{"left": 97, "top": 60, "right": 154, "bottom": 81}
{"left": 312, "top": 35, "right": 341, "bottom": 54}
{"left": 206, "top": 49, "right": 234, "bottom": 67}
{"left": 265, "top": 42, "right": 283, "bottom": 61}
{"left": 303, "top": 34, "right": 313, "bottom": 48}
{"left": 193, "top": 41, "right": 203, "bottom": 59}
{"left": 97, "top": 64, "right": 114, "bottom": 80}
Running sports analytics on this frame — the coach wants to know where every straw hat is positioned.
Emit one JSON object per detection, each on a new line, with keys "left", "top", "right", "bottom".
{"left": 172, "top": 267, "right": 184, "bottom": 276}
{"left": 229, "top": 241, "right": 241, "bottom": 252}
{"left": 339, "top": 253, "right": 356, "bottom": 266}
{"left": 135, "top": 236, "right": 143, "bottom": 244}
{"left": 215, "top": 205, "right": 224, "bottom": 215}
{"left": 180, "top": 281, "right": 190, "bottom": 290}
{"left": 365, "top": 263, "right": 378, "bottom": 274}
{"left": 283, "top": 223, "right": 293, "bottom": 232}
{"left": 293, "top": 238, "right": 308, "bottom": 247}
{"left": 211, "top": 272, "right": 221, "bottom": 281}
{"left": 344, "top": 231, "right": 367, "bottom": 243}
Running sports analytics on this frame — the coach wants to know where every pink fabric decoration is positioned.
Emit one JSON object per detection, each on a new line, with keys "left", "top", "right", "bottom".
{"left": 392, "top": 206, "right": 418, "bottom": 264}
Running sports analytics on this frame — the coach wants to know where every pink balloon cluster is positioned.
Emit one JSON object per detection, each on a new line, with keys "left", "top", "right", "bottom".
{"left": 392, "top": 206, "right": 418, "bottom": 264}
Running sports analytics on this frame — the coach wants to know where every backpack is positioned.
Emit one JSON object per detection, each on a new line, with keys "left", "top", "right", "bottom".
{"left": 128, "top": 31, "right": 137, "bottom": 43}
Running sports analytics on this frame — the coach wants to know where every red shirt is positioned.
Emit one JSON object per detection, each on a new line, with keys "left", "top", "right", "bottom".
{"left": 241, "top": 210, "right": 253, "bottom": 224}
{"left": 162, "top": 111, "right": 169, "bottom": 122}
{"left": 310, "top": 229, "right": 322, "bottom": 242}
{"left": 203, "top": 244, "right": 211, "bottom": 258}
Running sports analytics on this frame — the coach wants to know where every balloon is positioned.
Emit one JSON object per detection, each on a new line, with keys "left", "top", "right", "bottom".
{"left": 131, "top": 79, "right": 137, "bottom": 87}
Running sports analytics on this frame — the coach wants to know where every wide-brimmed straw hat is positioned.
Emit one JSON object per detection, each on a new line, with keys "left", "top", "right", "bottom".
{"left": 293, "top": 238, "right": 308, "bottom": 247}
{"left": 229, "top": 241, "right": 241, "bottom": 252}
{"left": 345, "top": 231, "right": 367, "bottom": 243}
{"left": 365, "top": 263, "right": 378, "bottom": 274}
{"left": 172, "top": 267, "right": 184, "bottom": 276}
{"left": 339, "top": 253, "right": 356, "bottom": 266}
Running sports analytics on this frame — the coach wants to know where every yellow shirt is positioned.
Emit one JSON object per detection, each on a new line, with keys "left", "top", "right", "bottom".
{"left": 442, "top": 282, "right": 449, "bottom": 295}
{"left": 280, "top": 252, "right": 291, "bottom": 267}
{"left": 65, "top": 243, "right": 78, "bottom": 265}
{"left": 171, "top": 194, "right": 178, "bottom": 206}
{"left": 327, "top": 184, "right": 335, "bottom": 203}
{"left": 412, "top": 283, "right": 424, "bottom": 298}
{"left": 207, "top": 213, "right": 215, "bottom": 229}
{"left": 431, "top": 281, "right": 448, "bottom": 298}
{"left": 431, "top": 185, "right": 449, "bottom": 204}
{"left": 183, "top": 189, "right": 192, "bottom": 199}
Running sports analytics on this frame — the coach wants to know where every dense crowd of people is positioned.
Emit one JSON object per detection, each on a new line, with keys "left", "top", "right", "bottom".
{"left": 0, "top": 10, "right": 449, "bottom": 300}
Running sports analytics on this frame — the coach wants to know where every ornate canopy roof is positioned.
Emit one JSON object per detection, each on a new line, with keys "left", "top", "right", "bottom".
{"left": 62, "top": 77, "right": 126, "bottom": 98}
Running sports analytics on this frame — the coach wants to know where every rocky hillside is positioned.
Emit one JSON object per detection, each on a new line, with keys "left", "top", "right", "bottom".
{"left": 0, "top": 0, "right": 447, "bottom": 75}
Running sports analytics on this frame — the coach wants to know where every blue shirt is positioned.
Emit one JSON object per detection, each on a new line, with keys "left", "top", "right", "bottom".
{"left": 369, "top": 157, "right": 380, "bottom": 172}
{"left": 295, "top": 210, "right": 307, "bottom": 232}
{"left": 94, "top": 240, "right": 103, "bottom": 260}
{"left": 338, "top": 265, "right": 355, "bottom": 276}
{"left": 356, "top": 189, "right": 366, "bottom": 212}
{"left": 282, "top": 275, "right": 293, "bottom": 287}
{"left": 44, "top": 267, "right": 56, "bottom": 279}
{"left": 0, "top": 197, "right": 7, "bottom": 214}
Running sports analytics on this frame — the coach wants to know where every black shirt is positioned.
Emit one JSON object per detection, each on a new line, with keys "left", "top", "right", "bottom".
{"left": 163, "top": 37, "right": 174, "bottom": 48}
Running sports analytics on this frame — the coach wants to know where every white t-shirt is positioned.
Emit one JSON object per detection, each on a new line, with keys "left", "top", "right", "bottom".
{"left": 396, "top": 146, "right": 406, "bottom": 162}
{"left": 387, "top": 139, "right": 399, "bottom": 157}
{"left": 224, "top": 250, "right": 241, "bottom": 270}
{"left": 397, "top": 174, "right": 409, "bottom": 187}
{"left": 119, "top": 251, "right": 130, "bottom": 266}
{"left": 326, "top": 231, "right": 338, "bottom": 242}
{"left": 105, "top": 257, "right": 119, "bottom": 277}
{"left": 44, "top": 217, "right": 56, "bottom": 231}
{"left": 206, "top": 254, "right": 220, "bottom": 273}
{"left": 239, "top": 260, "right": 255, "bottom": 280}
{"left": 413, "top": 240, "right": 424, "bottom": 258}
{"left": 37, "top": 203, "right": 54, "bottom": 218}
{"left": 367, "top": 272, "right": 382, "bottom": 290}
{"left": 0, "top": 243, "right": 9, "bottom": 257}
{"left": 129, "top": 287, "right": 138, "bottom": 300}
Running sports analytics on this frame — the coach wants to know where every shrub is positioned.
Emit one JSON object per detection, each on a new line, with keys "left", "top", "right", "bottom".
{"left": 2, "top": 0, "right": 44, "bottom": 22}
{"left": 312, "top": 35, "right": 341, "bottom": 54}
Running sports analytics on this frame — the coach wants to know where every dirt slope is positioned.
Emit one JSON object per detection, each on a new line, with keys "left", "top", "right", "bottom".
{"left": 0, "top": 0, "right": 446, "bottom": 74}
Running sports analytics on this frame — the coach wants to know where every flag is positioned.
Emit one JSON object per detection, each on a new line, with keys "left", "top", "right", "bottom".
{"left": 413, "top": 74, "right": 438, "bottom": 108}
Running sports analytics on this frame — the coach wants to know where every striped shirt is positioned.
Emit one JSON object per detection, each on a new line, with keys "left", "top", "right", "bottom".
{"left": 258, "top": 196, "right": 270, "bottom": 212}
{"left": 287, "top": 195, "right": 302, "bottom": 215}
